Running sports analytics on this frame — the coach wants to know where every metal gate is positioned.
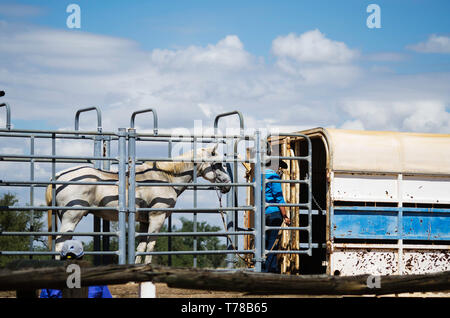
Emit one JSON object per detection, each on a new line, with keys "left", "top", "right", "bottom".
{"left": 3, "top": 100, "right": 304, "bottom": 270}
{"left": 0, "top": 103, "right": 121, "bottom": 263}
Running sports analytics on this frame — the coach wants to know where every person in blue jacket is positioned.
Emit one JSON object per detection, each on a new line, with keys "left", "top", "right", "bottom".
{"left": 40, "top": 240, "right": 112, "bottom": 298}
{"left": 263, "top": 158, "right": 290, "bottom": 273}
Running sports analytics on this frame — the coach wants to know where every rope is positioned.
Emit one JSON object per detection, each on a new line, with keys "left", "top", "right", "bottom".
{"left": 215, "top": 189, "right": 252, "bottom": 266}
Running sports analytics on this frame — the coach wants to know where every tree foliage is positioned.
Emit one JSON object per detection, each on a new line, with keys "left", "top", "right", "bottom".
{"left": 83, "top": 217, "right": 227, "bottom": 268}
{"left": 0, "top": 192, "right": 45, "bottom": 267}
{"left": 152, "top": 217, "right": 227, "bottom": 268}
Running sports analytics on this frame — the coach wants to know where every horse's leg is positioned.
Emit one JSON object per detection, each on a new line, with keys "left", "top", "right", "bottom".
{"left": 55, "top": 209, "right": 88, "bottom": 258}
{"left": 135, "top": 221, "right": 149, "bottom": 264}
{"left": 144, "top": 212, "right": 167, "bottom": 264}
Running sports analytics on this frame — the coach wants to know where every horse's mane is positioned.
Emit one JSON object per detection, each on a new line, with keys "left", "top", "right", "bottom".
{"left": 148, "top": 148, "right": 210, "bottom": 180}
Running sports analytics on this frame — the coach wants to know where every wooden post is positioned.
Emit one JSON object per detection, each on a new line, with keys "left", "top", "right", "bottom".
{"left": 5, "top": 259, "right": 90, "bottom": 298}
{"left": 1, "top": 264, "right": 449, "bottom": 296}
{"left": 244, "top": 148, "right": 255, "bottom": 266}
{"left": 62, "top": 286, "right": 89, "bottom": 298}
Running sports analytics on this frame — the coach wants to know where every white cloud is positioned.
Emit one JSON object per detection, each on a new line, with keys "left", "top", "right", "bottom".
{"left": 0, "top": 24, "right": 142, "bottom": 72}
{"left": 339, "top": 99, "right": 450, "bottom": 133}
{"left": 407, "top": 34, "right": 450, "bottom": 54}
{"left": 271, "top": 30, "right": 361, "bottom": 85}
{"left": 1, "top": 22, "right": 449, "bottom": 243}
{"left": 340, "top": 119, "right": 365, "bottom": 131}
{"left": 150, "top": 35, "right": 252, "bottom": 71}
{"left": 272, "top": 30, "right": 359, "bottom": 64}
{"left": 0, "top": 23, "right": 448, "bottom": 138}
{"left": 402, "top": 101, "right": 450, "bottom": 132}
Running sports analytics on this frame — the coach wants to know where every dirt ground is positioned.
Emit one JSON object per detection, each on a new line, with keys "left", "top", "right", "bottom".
{"left": 110, "top": 282, "right": 256, "bottom": 298}
{"left": 1, "top": 283, "right": 449, "bottom": 298}
{"left": 0, "top": 283, "right": 263, "bottom": 298}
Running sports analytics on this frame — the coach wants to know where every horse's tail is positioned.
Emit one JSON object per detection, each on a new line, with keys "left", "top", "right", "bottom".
{"left": 45, "top": 183, "right": 52, "bottom": 206}
{"left": 46, "top": 184, "right": 57, "bottom": 250}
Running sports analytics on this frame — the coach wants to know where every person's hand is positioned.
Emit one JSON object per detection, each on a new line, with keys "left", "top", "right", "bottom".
{"left": 283, "top": 216, "right": 291, "bottom": 225}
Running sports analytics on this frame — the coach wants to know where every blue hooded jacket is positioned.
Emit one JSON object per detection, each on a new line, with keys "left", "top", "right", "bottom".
{"left": 263, "top": 169, "right": 286, "bottom": 214}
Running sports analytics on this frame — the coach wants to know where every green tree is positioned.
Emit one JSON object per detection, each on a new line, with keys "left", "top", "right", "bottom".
{"left": 153, "top": 217, "right": 227, "bottom": 268}
{"left": 0, "top": 192, "right": 45, "bottom": 267}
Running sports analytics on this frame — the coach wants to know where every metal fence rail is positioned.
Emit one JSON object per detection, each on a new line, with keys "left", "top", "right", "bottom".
{"left": 0, "top": 105, "right": 124, "bottom": 263}
{"left": 0, "top": 103, "right": 269, "bottom": 271}
{"left": 262, "top": 133, "right": 313, "bottom": 261}
{"left": 1, "top": 100, "right": 316, "bottom": 271}
{"left": 126, "top": 116, "right": 257, "bottom": 267}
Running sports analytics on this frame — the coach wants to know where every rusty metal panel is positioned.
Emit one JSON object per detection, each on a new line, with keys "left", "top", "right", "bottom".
{"left": 403, "top": 250, "right": 450, "bottom": 274}
{"left": 330, "top": 249, "right": 399, "bottom": 276}
{"left": 330, "top": 247, "right": 450, "bottom": 276}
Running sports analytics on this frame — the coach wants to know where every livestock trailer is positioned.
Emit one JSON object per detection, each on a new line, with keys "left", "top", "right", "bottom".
{"left": 246, "top": 128, "right": 450, "bottom": 276}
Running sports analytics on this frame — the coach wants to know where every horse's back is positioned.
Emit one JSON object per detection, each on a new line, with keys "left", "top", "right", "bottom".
{"left": 53, "top": 165, "right": 118, "bottom": 206}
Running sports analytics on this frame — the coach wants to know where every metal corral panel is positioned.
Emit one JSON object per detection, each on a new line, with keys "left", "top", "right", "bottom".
{"left": 324, "top": 128, "right": 450, "bottom": 175}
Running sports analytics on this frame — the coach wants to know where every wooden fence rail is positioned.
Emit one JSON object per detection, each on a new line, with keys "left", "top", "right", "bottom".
{"left": 0, "top": 261, "right": 449, "bottom": 296}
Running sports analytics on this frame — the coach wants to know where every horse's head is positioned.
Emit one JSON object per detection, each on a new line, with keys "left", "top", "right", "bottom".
{"left": 198, "top": 144, "right": 231, "bottom": 193}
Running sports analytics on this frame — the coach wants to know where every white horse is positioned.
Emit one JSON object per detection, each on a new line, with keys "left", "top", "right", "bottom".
{"left": 45, "top": 144, "right": 231, "bottom": 264}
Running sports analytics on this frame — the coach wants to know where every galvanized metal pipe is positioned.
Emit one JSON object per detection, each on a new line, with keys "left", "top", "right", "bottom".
{"left": 213, "top": 110, "right": 245, "bottom": 136}
{"left": 29, "top": 135, "right": 35, "bottom": 256}
{"left": 1, "top": 251, "right": 118, "bottom": 256}
{"left": 130, "top": 108, "right": 158, "bottom": 135}
{"left": 192, "top": 136, "right": 198, "bottom": 268}
{"left": 0, "top": 206, "right": 118, "bottom": 211}
{"left": 117, "top": 128, "right": 127, "bottom": 265}
{"left": 135, "top": 157, "right": 253, "bottom": 163}
{"left": 136, "top": 250, "right": 254, "bottom": 256}
{"left": 0, "top": 180, "right": 117, "bottom": 186}
{"left": 0, "top": 132, "right": 99, "bottom": 140}
{"left": 226, "top": 139, "right": 235, "bottom": 268}
{"left": 0, "top": 154, "right": 116, "bottom": 161}
{"left": 266, "top": 132, "right": 314, "bottom": 256}
{"left": 51, "top": 132, "right": 56, "bottom": 253}
{"left": 0, "top": 102, "right": 11, "bottom": 130}
{"left": 1, "top": 231, "right": 118, "bottom": 236}
{"left": 253, "top": 130, "right": 263, "bottom": 272}
{"left": 0, "top": 128, "right": 115, "bottom": 136}
{"left": 135, "top": 231, "right": 254, "bottom": 237}
{"left": 74, "top": 106, "right": 102, "bottom": 133}
{"left": 135, "top": 182, "right": 251, "bottom": 187}
{"left": 127, "top": 128, "right": 137, "bottom": 264}
{"left": 136, "top": 207, "right": 253, "bottom": 212}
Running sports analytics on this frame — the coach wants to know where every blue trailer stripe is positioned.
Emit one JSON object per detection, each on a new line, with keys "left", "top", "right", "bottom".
{"left": 332, "top": 206, "right": 450, "bottom": 241}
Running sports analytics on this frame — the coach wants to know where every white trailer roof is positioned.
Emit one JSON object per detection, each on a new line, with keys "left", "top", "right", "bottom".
{"left": 297, "top": 128, "right": 450, "bottom": 175}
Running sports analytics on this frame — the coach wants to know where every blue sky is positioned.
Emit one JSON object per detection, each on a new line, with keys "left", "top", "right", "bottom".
{"left": 0, "top": 1, "right": 449, "bottom": 237}
{"left": 3, "top": 1, "right": 450, "bottom": 72}
{"left": 0, "top": 0, "right": 448, "bottom": 165}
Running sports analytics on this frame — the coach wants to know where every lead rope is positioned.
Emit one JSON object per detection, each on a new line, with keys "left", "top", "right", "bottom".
{"left": 215, "top": 188, "right": 251, "bottom": 266}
